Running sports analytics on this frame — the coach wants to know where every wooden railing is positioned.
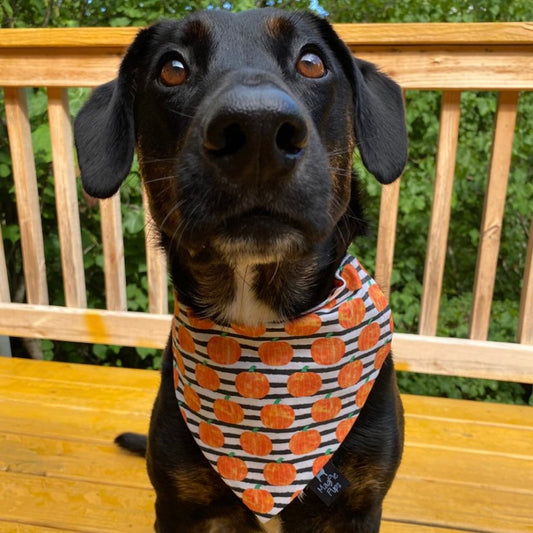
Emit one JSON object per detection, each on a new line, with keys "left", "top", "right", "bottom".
{"left": 0, "top": 23, "right": 532, "bottom": 384}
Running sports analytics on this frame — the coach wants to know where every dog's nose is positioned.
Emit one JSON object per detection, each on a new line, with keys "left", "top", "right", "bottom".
{"left": 202, "top": 85, "right": 308, "bottom": 182}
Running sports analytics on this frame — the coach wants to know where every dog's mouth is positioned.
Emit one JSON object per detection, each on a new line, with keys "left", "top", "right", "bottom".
{"left": 211, "top": 207, "right": 308, "bottom": 261}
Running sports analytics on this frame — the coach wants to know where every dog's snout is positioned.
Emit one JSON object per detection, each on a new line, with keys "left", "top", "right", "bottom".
{"left": 202, "top": 85, "right": 308, "bottom": 182}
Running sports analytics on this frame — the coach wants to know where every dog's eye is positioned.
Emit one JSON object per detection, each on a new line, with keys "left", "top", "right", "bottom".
{"left": 160, "top": 57, "right": 188, "bottom": 86}
{"left": 296, "top": 52, "right": 326, "bottom": 79}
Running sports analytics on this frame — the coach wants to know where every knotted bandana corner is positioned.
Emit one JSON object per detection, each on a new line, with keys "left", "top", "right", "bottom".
{"left": 172, "top": 254, "right": 393, "bottom": 522}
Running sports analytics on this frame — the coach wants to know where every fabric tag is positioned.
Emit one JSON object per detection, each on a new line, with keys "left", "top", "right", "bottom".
{"left": 308, "top": 460, "right": 350, "bottom": 506}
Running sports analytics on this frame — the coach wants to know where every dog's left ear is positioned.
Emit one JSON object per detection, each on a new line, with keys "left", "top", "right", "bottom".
{"left": 351, "top": 58, "right": 408, "bottom": 184}
{"left": 311, "top": 16, "right": 407, "bottom": 184}
{"left": 74, "top": 26, "right": 153, "bottom": 198}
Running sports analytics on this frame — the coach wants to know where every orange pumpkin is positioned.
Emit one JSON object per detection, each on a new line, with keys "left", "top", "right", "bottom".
{"left": 172, "top": 365, "right": 179, "bottom": 389}
{"left": 183, "top": 384, "right": 201, "bottom": 412}
{"left": 240, "top": 430, "right": 273, "bottom": 456}
{"left": 242, "top": 486, "right": 274, "bottom": 514}
{"left": 235, "top": 367, "right": 270, "bottom": 399}
{"left": 213, "top": 396, "right": 244, "bottom": 425}
{"left": 188, "top": 311, "right": 215, "bottom": 330}
{"left": 355, "top": 380, "right": 375, "bottom": 407}
{"left": 172, "top": 343, "right": 185, "bottom": 374}
{"left": 263, "top": 460, "right": 297, "bottom": 486}
{"left": 336, "top": 415, "right": 357, "bottom": 442}
{"left": 195, "top": 361, "right": 220, "bottom": 391}
{"left": 368, "top": 283, "right": 388, "bottom": 312}
{"left": 311, "top": 336, "right": 345, "bottom": 365}
{"left": 321, "top": 298, "right": 337, "bottom": 310}
{"left": 311, "top": 395, "right": 342, "bottom": 422}
{"left": 289, "top": 428, "right": 321, "bottom": 455}
{"left": 217, "top": 454, "right": 248, "bottom": 481}
{"left": 358, "top": 322, "right": 381, "bottom": 352}
{"left": 177, "top": 325, "right": 196, "bottom": 353}
{"left": 312, "top": 451, "right": 332, "bottom": 476}
{"left": 341, "top": 263, "right": 362, "bottom": 291}
{"left": 337, "top": 358, "right": 363, "bottom": 388}
{"left": 338, "top": 297, "right": 366, "bottom": 329}
{"left": 231, "top": 323, "right": 267, "bottom": 337}
{"left": 284, "top": 313, "right": 322, "bottom": 336}
{"left": 258, "top": 340, "right": 294, "bottom": 366}
{"left": 287, "top": 367, "right": 322, "bottom": 397}
{"left": 261, "top": 401, "right": 295, "bottom": 429}
{"left": 198, "top": 421, "right": 224, "bottom": 447}
{"left": 207, "top": 334, "right": 241, "bottom": 365}
{"left": 374, "top": 342, "right": 391, "bottom": 369}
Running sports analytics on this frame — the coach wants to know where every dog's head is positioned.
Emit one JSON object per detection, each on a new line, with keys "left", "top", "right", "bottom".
{"left": 75, "top": 9, "right": 407, "bottom": 321}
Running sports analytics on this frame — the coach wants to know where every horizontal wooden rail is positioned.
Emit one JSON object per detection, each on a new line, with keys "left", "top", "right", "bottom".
{"left": 0, "top": 24, "right": 532, "bottom": 89}
{"left": 2, "top": 23, "right": 532, "bottom": 48}
{"left": 0, "top": 303, "right": 532, "bottom": 383}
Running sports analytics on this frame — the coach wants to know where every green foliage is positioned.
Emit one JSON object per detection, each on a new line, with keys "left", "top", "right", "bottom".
{"left": 1, "top": 0, "right": 531, "bottom": 403}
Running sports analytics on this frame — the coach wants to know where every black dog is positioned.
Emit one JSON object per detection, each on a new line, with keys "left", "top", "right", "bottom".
{"left": 75, "top": 8, "right": 407, "bottom": 532}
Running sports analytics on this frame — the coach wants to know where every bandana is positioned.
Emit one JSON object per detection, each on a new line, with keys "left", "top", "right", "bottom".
{"left": 172, "top": 255, "right": 393, "bottom": 522}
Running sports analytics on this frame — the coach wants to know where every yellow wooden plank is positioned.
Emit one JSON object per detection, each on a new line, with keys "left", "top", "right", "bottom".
{"left": 0, "top": 225, "right": 9, "bottom": 303}
{"left": 375, "top": 178, "right": 401, "bottom": 299}
{"left": 0, "top": 375, "right": 156, "bottom": 418}
{"left": 419, "top": 91, "right": 461, "bottom": 336}
{"left": 47, "top": 87, "right": 87, "bottom": 309}
{"left": 384, "top": 476, "right": 533, "bottom": 533}
{"left": 470, "top": 91, "right": 519, "bottom": 340}
{"left": 0, "top": 51, "right": 123, "bottom": 87}
{"left": 337, "top": 22, "right": 533, "bottom": 46}
{"left": 351, "top": 46, "right": 533, "bottom": 90}
{"left": 0, "top": 303, "right": 171, "bottom": 348}
{"left": 2, "top": 23, "right": 532, "bottom": 48}
{"left": 0, "top": 357, "right": 159, "bottom": 389}
{"left": 381, "top": 523, "right": 465, "bottom": 533}
{"left": 393, "top": 333, "right": 533, "bottom": 383}
{"left": 0, "top": 522, "right": 80, "bottom": 532}
{"left": 100, "top": 196, "right": 127, "bottom": 312}
{"left": 143, "top": 188, "right": 169, "bottom": 315}
{"left": 402, "top": 393, "right": 533, "bottom": 428}
{"left": 0, "top": 472, "right": 154, "bottom": 533}
{"left": 4, "top": 87, "right": 48, "bottom": 306}
{"left": 519, "top": 217, "right": 533, "bottom": 345}
{"left": 405, "top": 413, "right": 532, "bottom": 458}
{"left": 400, "top": 444, "right": 532, "bottom": 494}
{"left": 0, "top": 433, "right": 150, "bottom": 489}
{"left": 0, "top": 401, "right": 149, "bottom": 443}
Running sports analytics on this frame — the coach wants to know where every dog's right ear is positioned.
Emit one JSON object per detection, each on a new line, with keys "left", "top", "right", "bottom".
{"left": 74, "top": 79, "right": 134, "bottom": 198}
{"left": 74, "top": 27, "right": 153, "bottom": 198}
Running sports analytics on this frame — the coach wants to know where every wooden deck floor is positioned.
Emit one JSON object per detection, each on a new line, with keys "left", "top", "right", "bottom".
{"left": 0, "top": 357, "right": 531, "bottom": 532}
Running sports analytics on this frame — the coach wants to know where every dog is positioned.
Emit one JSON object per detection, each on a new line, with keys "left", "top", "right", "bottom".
{"left": 74, "top": 8, "right": 407, "bottom": 532}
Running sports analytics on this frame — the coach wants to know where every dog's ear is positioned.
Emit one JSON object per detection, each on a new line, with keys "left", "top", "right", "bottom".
{"left": 310, "top": 15, "right": 407, "bottom": 184}
{"left": 74, "top": 27, "right": 152, "bottom": 198}
{"left": 351, "top": 58, "right": 408, "bottom": 184}
{"left": 74, "top": 79, "right": 134, "bottom": 198}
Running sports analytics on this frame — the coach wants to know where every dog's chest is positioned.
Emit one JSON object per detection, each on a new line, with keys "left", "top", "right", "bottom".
{"left": 172, "top": 255, "right": 393, "bottom": 522}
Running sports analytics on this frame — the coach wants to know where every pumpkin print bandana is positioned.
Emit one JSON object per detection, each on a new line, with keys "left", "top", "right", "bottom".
{"left": 172, "top": 255, "right": 393, "bottom": 522}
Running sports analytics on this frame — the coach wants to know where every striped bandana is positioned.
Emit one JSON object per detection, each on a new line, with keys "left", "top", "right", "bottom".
{"left": 172, "top": 255, "right": 393, "bottom": 522}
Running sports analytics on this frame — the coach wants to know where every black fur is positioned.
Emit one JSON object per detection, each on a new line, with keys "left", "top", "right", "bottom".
{"left": 75, "top": 9, "right": 406, "bottom": 532}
